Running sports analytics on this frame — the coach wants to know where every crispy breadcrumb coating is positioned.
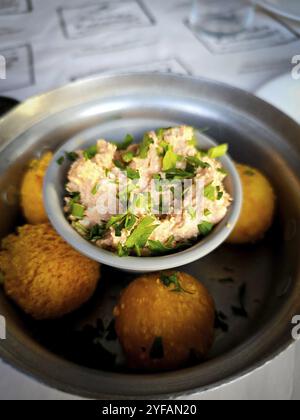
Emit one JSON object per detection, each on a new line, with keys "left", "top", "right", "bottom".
{"left": 227, "top": 164, "right": 276, "bottom": 244}
{"left": 114, "top": 272, "right": 215, "bottom": 371}
{"left": 20, "top": 152, "right": 53, "bottom": 225}
{"left": 0, "top": 224, "right": 100, "bottom": 320}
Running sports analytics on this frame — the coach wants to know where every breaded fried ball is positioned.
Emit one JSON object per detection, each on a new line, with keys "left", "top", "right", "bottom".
{"left": 114, "top": 272, "right": 215, "bottom": 371}
{"left": 20, "top": 152, "right": 53, "bottom": 224}
{"left": 0, "top": 224, "right": 100, "bottom": 320}
{"left": 227, "top": 164, "right": 276, "bottom": 244}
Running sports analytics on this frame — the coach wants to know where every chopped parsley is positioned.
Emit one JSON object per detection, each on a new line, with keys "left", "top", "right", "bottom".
{"left": 204, "top": 183, "right": 216, "bottom": 201}
{"left": 91, "top": 183, "right": 98, "bottom": 195}
{"left": 125, "top": 216, "right": 158, "bottom": 250}
{"left": 217, "top": 168, "right": 228, "bottom": 176}
{"left": 138, "top": 134, "right": 154, "bottom": 159}
{"left": 57, "top": 156, "right": 65, "bottom": 165}
{"left": 83, "top": 145, "right": 98, "bottom": 160}
{"left": 162, "top": 146, "right": 180, "bottom": 171}
{"left": 150, "top": 337, "right": 164, "bottom": 360}
{"left": 208, "top": 144, "right": 228, "bottom": 159}
{"left": 122, "top": 151, "right": 134, "bottom": 163}
{"left": 198, "top": 221, "right": 214, "bottom": 236}
{"left": 186, "top": 156, "right": 210, "bottom": 170}
{"left": 116, "top": 134, "right": 134, "bottom": 150}
{"left": 113, "top": 159, "right": 126, "bottom": 170}
{"left": 204, "top": 208, "right": 211, "bottom": 217}
{"left": 126, "top": 168, "right": 140, "bottom": 180}
{"left": 66, "top": 151, "right": 79, "bottom": 162}
{"left": 164, "top": 168, "right": 195, "bottom": 180}
{"left": 160, "top": 272, "right": 193, "bottom": 294}
{"left": 88, "top": 224, "right": 106, "bottom": 241}
{"left": 71, "top": 203, "right": 85, "bottom": 219}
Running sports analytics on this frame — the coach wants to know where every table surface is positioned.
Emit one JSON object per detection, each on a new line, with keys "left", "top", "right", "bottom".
{"left": 0, "top": 0, "right": 300, "bottom": 400}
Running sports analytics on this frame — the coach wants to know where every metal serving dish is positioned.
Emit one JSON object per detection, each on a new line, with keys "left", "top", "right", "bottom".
{"left": 0, "top": 74, "right": 299, "bottom": 399}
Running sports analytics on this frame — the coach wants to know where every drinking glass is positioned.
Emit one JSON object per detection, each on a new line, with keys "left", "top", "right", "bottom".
{"left": 189, "top": 0, "right": 255, "bottom": 36}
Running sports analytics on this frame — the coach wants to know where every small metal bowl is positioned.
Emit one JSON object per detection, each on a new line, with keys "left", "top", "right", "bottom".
{"left": 44, "top": 128, "right": 242, "bottom": 272}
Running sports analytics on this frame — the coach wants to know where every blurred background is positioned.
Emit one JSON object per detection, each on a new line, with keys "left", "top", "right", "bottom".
{"left": 0, "top": 0, "right": 300, "bottom": 400}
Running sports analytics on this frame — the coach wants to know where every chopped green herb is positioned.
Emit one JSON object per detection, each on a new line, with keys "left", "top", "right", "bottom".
{"left": 198, "top": 221, "right": 214, "bottom": 236}
{"left": 83, "top": 145, "right": 98, "bottom": 160}
{"left": 116, "top": 134, "right": 134, "bottom": 150}
{"left": 106, "top": 214, "right": 126, "bottom": 229}
{"left": 69, "top": 191, "right": 80, "bottom": 202}
{"left": 204, "top": 183, "right": 216, "bottom": 201}
{"left": 125, "top": 213, "right": 137, "bottom": 230}
{"left": 117, "top": 244, "right": 130, "bottom": 257}
{"left": 122, "top": 151, "right": 134, "bottom": 163}
{"left": 71, "top": 203, "right": 85, "bottom": 219}
{"left": 217, "top": 191, "right": 224, "bottom": 200}
{"left": 148, "top": 240, "right": 172, "bottom": 254}
{"left": 127, "top": 168, "right": 140, "bottom": 180}
{"left": 162, "top": 147, "right": 180, "bottom": 171}
{"left": 57, "top": 156, "right": 65, "bottom": 165}
{"left": 204, "top": 208, "right": 211, "bottom": 217}
{"left": 217, "top": 168, "right": 228, "bottom": 176}
{"left": 72, "top": 221, "right": 88, "bottom": 236}
{"left": 125, "top": 216, "right": 158, "bottom": 250}
{"left": 150, "top": 337, "right": 164, "bottom": 360}
{"left": 113, "top": 159, "right": 126, "bottom": 170}
{"left": 160, "top": 272, "right": 193, "bottom": 294}
{"left": 138, "top": 134, "right": 154, "bottom": 159}
{"left": 188, "top": 207, "right": 197, "bottom": 220}
{"left": 186, "top": 156, "right": 210, "bottom": 170}
{"left": 88, "top": 224, "right": 106, "bottom": 241}
{"left": 66, "top": 151, "right": 79, "bottom": 162}
{"left": 208, "top": 144, "right": 228, "bottom": 159}
{"left": 91, "top": 183, "right": 98, "bottom": 195}
{"left": 164, "top": 168, "right": 195, "bottom": 180}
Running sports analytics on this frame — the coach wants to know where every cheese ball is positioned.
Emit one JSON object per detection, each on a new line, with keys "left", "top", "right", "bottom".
{"left": 20, "top": 152, "right": 53, "bottom": 224}
{"left": 227, "top": 164, "right": 276, "bottom": 244}
{"left": 114, "top": 272, "right": 215, "bottom": 371}
{"left": 0, "top": 224, "right": 100, "bottom": 320}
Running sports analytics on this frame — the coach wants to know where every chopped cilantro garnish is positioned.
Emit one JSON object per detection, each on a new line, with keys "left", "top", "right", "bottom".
{"left": 208, "top": 144, "right": 228, "bottom": 159}
{"left": 217, "top": 168, "right": 228, "bottom": 176}
{"left": 162, "top": 146, "right": 180, "bottom": 171}
{"left": 125, "top": 216, "right": 158, "bottom": 250}
{"left": 117, "top": 244, "right": 130, "bottom": 257}
{"left": 71, "top": 203, "right": 85, "bottom": 219}
{"left": 204, "top": 183, "right": 216, "bottom": 201}
{"left": 91, "top": 183, "right": 98, "bottom": 195}
{"left": 125, "top": 214, "right": 137, "bottom": 230}
{"left": 127, "top": 168, "right": 140, "bottom": 180}
{"left": 88, "top": 224, "right": 106, "bottom": 241}
{"left": 217, "top": 191, "right": 224, "bottom": 200}
{"left": 188, "top": 207, "right": 197, "bottom": 220}
{"left": 83, "top": 145, "right": 98, "bottom": 160}
{"left": 116, "top": 134, "right": 134, "bottom": 150}
{"left": 66, "top": 151, "right": 79, "bottom": 162}
{"left": 160, "top": 272, "right": 193, "bottom": 294}
{"left": 186, "top": 156, "right": 210, "bottom": 170}
{"left": 138, "top": 134, "right": 154, "bottom": 159}
{"left": 150, "top": 337, "right": 164, "bottom": 360}
{"left": 57, "top": 156, "right": 65, "bottom": 165}
{"left": 113, "top": 159, "right": 126, "bottom": 170}
{"left": 198, "top": 221, "right": 214, "bottom": 236}
{"left": 148, "top": 240, "right": 173, "bottom": 254}
{"left": 204, "top": 208, "right": 211, "bottom": 217}
{"left": 164, "top": 168, "right": 195, "bottom": 180}
{"left": 122, "top": 151, "right": 134, "bottom": 163}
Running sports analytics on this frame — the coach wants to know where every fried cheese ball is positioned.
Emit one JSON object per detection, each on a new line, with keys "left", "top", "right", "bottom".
{"left": 0, "top": 224, "right": 100, "bottom": 320}
{"left": 114, "top": 272, "right": 215, "bottom": 371}
{"left": 227, "top": 164, "right": 276, "bottom": 244}
{"left": 20, "top": 152, "right": 53, "bottom": 224}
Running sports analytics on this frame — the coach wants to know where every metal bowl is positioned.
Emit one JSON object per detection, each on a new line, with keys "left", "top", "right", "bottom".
{"left": 0, "top": 74, "right": 300, "bottom": 399}
{"left": 44, "top": 128, "right": 242, "bottom": 272}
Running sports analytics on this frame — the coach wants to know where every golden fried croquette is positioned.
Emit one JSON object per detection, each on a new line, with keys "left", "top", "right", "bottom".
{"left": 227, "top": 164, "right": 276, "bottom": 244}
{"left": 20, "top": 152, "right": 53, "bottom": 224}
{"left": 114, "top": 272, "right": 215, "bottom": 371}
{"left": 0, "top": 223, "right": 100, "bottom": 320}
